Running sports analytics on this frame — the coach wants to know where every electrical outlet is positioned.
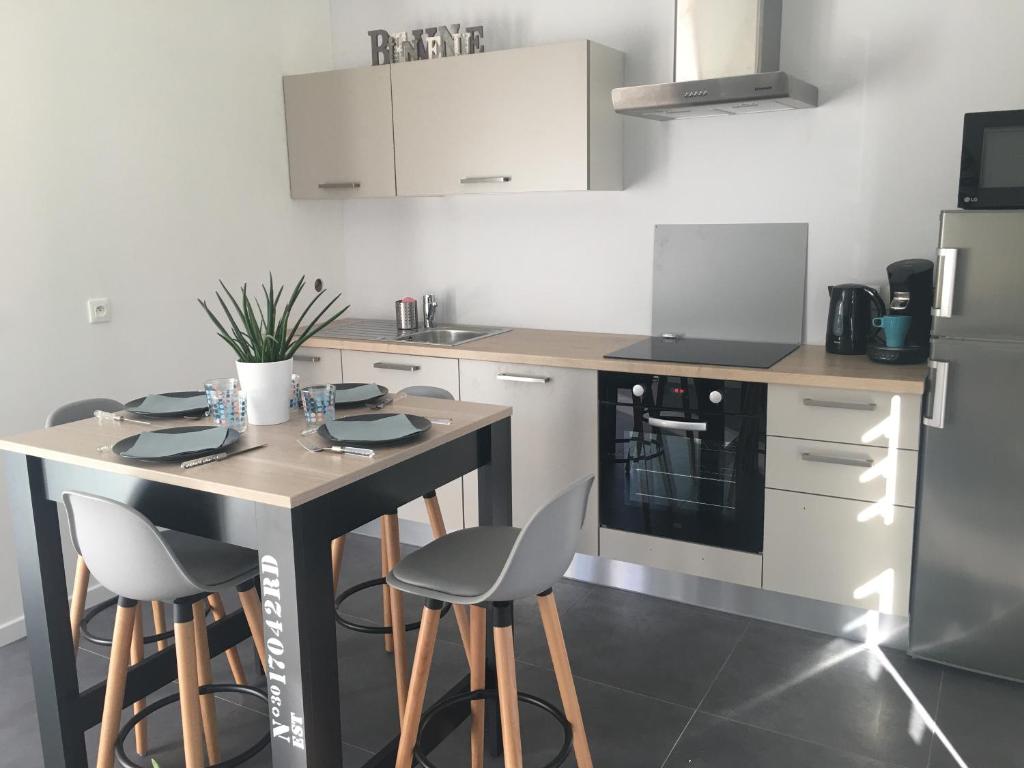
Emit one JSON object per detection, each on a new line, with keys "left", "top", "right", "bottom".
{"left": 87, "top": 298, "right": 111, "bottom": 324}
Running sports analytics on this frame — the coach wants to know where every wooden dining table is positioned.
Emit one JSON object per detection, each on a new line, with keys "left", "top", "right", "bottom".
{"left": 1, "top": 396, "right": 513, "bottom": 768}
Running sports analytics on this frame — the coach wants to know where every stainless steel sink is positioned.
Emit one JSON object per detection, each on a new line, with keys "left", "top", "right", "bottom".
{"left": 397, "top": 324, "right": 510, "bottom": 347}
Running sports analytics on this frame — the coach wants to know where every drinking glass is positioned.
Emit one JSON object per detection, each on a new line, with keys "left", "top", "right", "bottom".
{"left": 205, "top": 378, "right": 248, "bottom": 433}
{"left": 290, "top": 373, "right": 302, "bottom": 409}
{"left": 301, "top": 384, "right": 336, "bottom": 425}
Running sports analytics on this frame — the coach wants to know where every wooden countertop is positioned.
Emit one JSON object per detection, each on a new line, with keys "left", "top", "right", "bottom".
{"left": 0, "top": 397, "right": 511, "bottom": 509}
{"left": 304, "top": 325, "right": 927, "bottom": 395}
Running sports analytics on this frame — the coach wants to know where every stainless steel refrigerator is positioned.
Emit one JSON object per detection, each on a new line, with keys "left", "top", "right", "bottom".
{"left": 910, "top": 210, "right": 1024, "bottom": 681}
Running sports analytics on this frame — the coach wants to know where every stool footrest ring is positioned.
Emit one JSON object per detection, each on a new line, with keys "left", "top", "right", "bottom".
{"left": 334, "top": 576, "right": 452, "bottom": 635}
{"left": 414, "top": 688, "right": 573, "bottom": 768}
{"left": 81, "top": 597, "right": 210, "bottom": 648}
{"left": 115, "top": 683, "right": 269, "bottom": 768}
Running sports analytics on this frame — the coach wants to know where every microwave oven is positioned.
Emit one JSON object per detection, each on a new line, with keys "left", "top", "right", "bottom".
{"left": 959, "top": 109, "right": 1024, "bottom": 209}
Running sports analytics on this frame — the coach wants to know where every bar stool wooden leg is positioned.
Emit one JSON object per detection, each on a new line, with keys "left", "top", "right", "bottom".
{"left": 331, "top": 536, "right": 346, "bottom": 593}
{"left": 150, "top": 601, "right": 168, "bottom": 653}
{"left": 537, "top": 590, "right": 593, "bottom": 768}
{"left": 174, "top": 602, "right": 205, "bottom": 768}
{"left": 130, "top": 607, "right": 148, "bottom": 756}
{"left": 395, "top": 601, "right": 443, "bottom": 768}
{"left": 424, "top": 491, "right": 472, "bottom": 661}
{"left": 469, "top": 605, "right": 487, "bottom": 768}
{"left": 383, "top": 513, "right": 409, "bottom": 721}
{"left": 193, "top": 600, "right": 221, "bottom": 764}
{"left": 237, "top": 582, "right": 267, "bottom": 673}
{"left": 96, "top": 598, "right": 137, "bottom": 768}
{"left": 207, "top": 593, "right": 247, "bottom": 685}
{"left": 494, "top": 603, "right": 524, "bottom": 768}
{"left": 69, "top": 556, "right": 90, "bottom": 652}
{"left": 380, "top": 533, "right": 394, "bottom": 653}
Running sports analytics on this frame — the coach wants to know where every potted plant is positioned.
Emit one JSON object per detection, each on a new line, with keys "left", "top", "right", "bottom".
{"left": 199, "top": 274, "right": 348, "bottom": 425}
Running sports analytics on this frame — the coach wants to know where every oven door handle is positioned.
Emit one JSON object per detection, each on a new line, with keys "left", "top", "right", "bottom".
{"left": 645, "top": 416, "right": 707, "bottom": 433}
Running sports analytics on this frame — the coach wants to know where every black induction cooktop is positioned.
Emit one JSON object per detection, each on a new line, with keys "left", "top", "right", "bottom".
{"left": 605, "top": 337, "right": 799, "bottom": 369}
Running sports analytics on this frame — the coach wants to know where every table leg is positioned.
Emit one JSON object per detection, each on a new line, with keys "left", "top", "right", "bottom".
{"left": 254, "top": 502, "right": 342, "bottom": 767}
{"left": 5, "top": 453, "right": 86, "bottom": 768}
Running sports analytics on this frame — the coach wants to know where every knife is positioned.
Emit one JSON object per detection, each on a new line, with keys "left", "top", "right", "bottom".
{"left": 181, "top": 444, "right": 267, "bottom": 469}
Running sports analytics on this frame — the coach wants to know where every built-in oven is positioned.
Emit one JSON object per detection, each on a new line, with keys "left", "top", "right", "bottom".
{"left": 959, "top": 108, "right": 1024, "bottom": 209}
{"left": 598, "top": 371, "right": 766, "bottom": 554}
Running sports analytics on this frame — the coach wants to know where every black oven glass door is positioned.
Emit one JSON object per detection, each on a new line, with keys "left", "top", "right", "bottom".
{"left": 599, "top": 374, "right": 766, "bottom": 554}
{"left": 959, "top": 109, "right": 1024, "bottom": 209}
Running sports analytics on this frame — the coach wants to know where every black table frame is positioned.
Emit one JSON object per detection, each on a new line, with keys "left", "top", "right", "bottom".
{"left": 6, "top": 417, "right": 512, "bottom": 768}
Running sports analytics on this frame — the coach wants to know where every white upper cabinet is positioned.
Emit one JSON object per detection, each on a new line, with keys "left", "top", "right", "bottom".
{"left": 283, "top": 66, "right": 397, "bottom": 199}
{"left": 391, "top": 41, "right": 624, "bottom": 196}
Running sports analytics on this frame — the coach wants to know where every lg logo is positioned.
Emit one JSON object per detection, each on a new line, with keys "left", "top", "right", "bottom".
{"left": 963, "top": 195, "right": 979, "bottom": 203}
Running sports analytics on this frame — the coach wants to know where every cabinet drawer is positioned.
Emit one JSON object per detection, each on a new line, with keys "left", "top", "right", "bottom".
{"left": 340, "top": 350, "right": 459, "bottom": 397}
{"left": 292, "top": 347, "right": 342, "bottom": 387}
{"left": 768, "top": 385, "right": 921, "bottom": 450}
{"left": 766, "top": 436, "right": 917, "bottom": 507}
{"left": 600, "top": 529, "right": 763, "bottom": 588}
{"left": 763, "top": 489, "right": 914, "bottom": 616}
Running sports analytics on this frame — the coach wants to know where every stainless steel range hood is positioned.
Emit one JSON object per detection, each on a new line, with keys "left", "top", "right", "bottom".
{"left": 612, "top": 0, "right": 818, "bottom": 120}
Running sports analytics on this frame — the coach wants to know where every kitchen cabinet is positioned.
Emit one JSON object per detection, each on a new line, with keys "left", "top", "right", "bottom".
{"left": 292, "top": 347, "right": 342, "bottom": 386}
{"left": 390, "top": 40, "right": 624, "bottom": 196}
{"left": 283, "top": 66, "right": 397, "bottom": 199}
{"left": 763, "top": 490, "right": 915, "bottom": 616}
{"left": 460, "top": 360, "right": 599, "bottom": 555}
{"left": 340, "top": 350, "right": 463, "bottom": 531}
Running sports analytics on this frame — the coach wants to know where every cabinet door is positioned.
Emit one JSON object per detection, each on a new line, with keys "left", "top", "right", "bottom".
{"left": 460, "top": 361, "right": 598, "bottom": 555}
{"left": 763, "top": 489, "right": 915, "bottom": 616}
{"left": 392, "top": 42, "right": 589, "bottom": 196}
{"left": 292, "top": 347, "right": 342, "bottom": 387}
{"left": 341, "top": 350, "right": 462, "bottom": 532}
{"left": 283, "top": 66, "right": 396, "bottom": 199}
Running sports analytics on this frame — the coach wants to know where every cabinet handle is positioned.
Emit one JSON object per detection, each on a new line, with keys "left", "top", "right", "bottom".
{"left": 374, "top": 361, "right": 420, "bottom": 372}
{"left": 460, "top": 176, "right": 511, "bottom": 184}
{"left": 496, "top": 373, "right": 550, "bottom": 384}
{"left": 318, "top": 181, "right": 361, "bottom": 190}
{"left": 646, "top": 417, "right": 708, "bottom": 433}
{"left": 294, "top": 354, "right": 321, "bottom": 363}
{"left": 801, "top": 451, "right": 874, "bottom": 468}
{"left": 933, "top": 247, "right": 959, "bottom": 318}
{"left": 923, "top": 360, "right": 949, "bottom": 429}
{"left": 802, "top": 398, "right": 876, "bottom": 411}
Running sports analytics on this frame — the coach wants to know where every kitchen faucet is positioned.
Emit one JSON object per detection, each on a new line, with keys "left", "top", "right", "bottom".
{"left": 423, "top": 293, "right": 438, "bottom": 328}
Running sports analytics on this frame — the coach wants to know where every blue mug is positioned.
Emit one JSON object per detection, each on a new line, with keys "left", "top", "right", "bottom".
{"left": 873, "top": 315, "right": 912, "bottom": 348}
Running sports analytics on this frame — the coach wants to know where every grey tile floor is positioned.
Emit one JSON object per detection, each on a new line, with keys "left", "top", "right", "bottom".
{"left": 3, "top": 533, "right": 1022, "bottom": 767}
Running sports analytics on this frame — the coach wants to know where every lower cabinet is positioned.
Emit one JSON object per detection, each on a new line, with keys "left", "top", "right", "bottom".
{"left": 292, "top": 347, "right": 342, "bottom": 387}
{"left": 460, "top": 360, "right": 599, "bottom": 555}
{"left": 762, "top": 489, "right": 915, "bottom": 616}
{"left": 341, "top": 349, "right": 463, "bottom": 532}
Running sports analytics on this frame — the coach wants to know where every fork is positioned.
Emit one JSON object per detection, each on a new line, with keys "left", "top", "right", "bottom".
{"left": 295, "top": 438, "right": 374, "bottom": 458}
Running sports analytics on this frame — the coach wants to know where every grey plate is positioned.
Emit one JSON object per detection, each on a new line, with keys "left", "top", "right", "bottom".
{"left": 125, "top": 391, "right": 209, "bottom": 418}
{"left": 317, "top": 413, "right": 431, "bottom": 446}
{"left": 112, "top": 426, "right": 240, "bottom": 463}
{"left": 329, "top": 382, "right": 389, "bottom": 408}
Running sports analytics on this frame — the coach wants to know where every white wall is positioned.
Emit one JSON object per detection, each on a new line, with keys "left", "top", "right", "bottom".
{"left": 328, "top": 0, "right": 1024, "bottom": 337}
{"left": 0, "top": 0, "right": 342, "bottom": 644}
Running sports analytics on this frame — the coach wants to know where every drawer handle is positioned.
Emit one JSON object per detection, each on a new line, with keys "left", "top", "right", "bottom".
{"left": 318, "top": 181, "right": 361, "bottom": 190}
{"left": 374, "top": 362, "right": 421, "bottom": 372}
{"left": 646, "top": 417, "right": 707, "bottom": 433}
{"left": 802, "top": 398, "right": 877, "bottom": 412}
{"left": 461, "top": 176, "right": 511, "bottom": 184}
{"left": 496, "top": 373, "right": 550, "bottom": 384}
{"left": 801, "top": 451, "right": 874, "bottom": 468}
{"left": 294, "top": 354, "right": 321, "bottom": 363}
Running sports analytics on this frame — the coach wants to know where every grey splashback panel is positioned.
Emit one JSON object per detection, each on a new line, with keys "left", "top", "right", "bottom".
{"left": 652, "top": 223, "right": 808, "bottom": 344}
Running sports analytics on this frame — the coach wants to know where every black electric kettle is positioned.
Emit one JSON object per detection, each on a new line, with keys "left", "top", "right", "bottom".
{"left": 826, "top": 284, "right": 885, "bottom": 355}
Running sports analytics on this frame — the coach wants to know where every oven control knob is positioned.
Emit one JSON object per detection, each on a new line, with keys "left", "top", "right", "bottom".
{"left": 709, "top": 390, "right": 723, "bottom": 404}
{"left": 632, "top": 384, "right": 645, "bottom": 398}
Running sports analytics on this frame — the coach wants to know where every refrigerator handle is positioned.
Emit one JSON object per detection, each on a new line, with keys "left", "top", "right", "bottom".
{"left": 923, "top": 360, "right": 950, "bottom": 429}
{"left": 933, "top": 247, "right": 959, "bottom": 318}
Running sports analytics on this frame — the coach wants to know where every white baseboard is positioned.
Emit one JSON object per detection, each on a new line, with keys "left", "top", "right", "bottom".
{"left": 0, "top": 582, "right": 114, "bottom": 648}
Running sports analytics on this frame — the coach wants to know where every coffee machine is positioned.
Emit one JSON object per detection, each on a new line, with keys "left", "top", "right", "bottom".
{"left": 867, "top": 259, "right": 934, "bottom": 364}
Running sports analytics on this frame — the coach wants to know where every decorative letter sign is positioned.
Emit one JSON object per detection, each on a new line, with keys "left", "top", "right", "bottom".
{"left": 368, "top": 24, "right": 485, "bottom": 65}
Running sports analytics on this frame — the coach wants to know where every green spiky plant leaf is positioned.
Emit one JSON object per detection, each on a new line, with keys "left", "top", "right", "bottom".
{"left": 199, "top": 274, "right": 348, "bottom": 363}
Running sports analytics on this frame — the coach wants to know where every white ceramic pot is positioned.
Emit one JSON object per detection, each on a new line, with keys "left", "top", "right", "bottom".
{"left": 235, "top": 358, "right": 293, "bottom": 425}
